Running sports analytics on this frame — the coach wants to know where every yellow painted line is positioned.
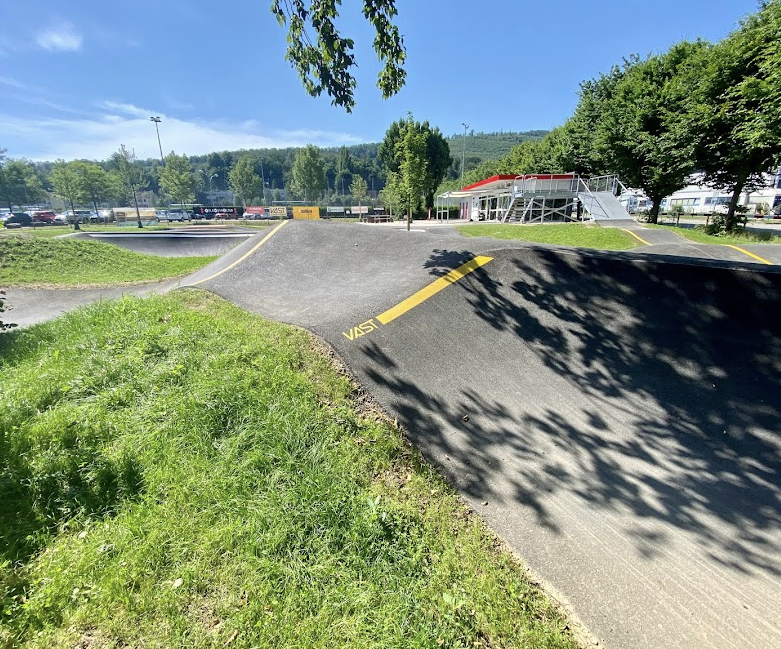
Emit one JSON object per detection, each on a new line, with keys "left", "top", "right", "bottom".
{"left": 376, "top": 255, "right": 493, "bottom": 325}
{"left": 622, "top": 229, "right": 652, "bottom": 246}
{"left": 190, "top": 220, "right": 289, "bottom": 285}
{"left": 726, "top": 244, "right": 773, "bottom": 265}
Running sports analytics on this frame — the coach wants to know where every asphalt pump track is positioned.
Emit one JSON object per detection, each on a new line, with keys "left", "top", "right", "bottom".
{"left": 6, "top": 221, "right": 781, "bottom": 648}
{"left": 184, "top": 220, "right": 781, "bottom": 649}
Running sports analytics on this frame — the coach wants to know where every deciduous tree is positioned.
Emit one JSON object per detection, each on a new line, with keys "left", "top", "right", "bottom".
{"left": 72, "top": 161, "right": 114, "bottom": 219}
{"left": 379, "top": 118, "right": 451, "bottom": 209}
{"left": 685, "top": 2, "right": 781, "bottom": 230}
{"left": 350, "top": 175, "right": 368, "bottom": 212}
{"left": 160, "top": 152, "right": 196, "bottom": 213}
{"left": 396, "top": 114, "right": 428, "bottom": 231}
{"left": 49, "top": 161, "right": 85, "bottom": 230}
{"left": 291, "top": 145, "right": 326, "bottom": 202}
{"left": 595, "top": 42, "right": 706, "bottom": 223}
{"left": 229, "top": 157, "right": 261, "bottom": 207}
{"left": 271, "top": 0, "right": 405, "bottom": 112}
{"left": 111, "top": 145, "right": 147, "bottom": 228}
{"left": 0, "top": 159, "right": 41, "bottom": 211}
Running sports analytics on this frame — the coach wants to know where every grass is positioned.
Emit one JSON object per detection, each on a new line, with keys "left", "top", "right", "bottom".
{"left": 646, "top": 223, "right": 781, "bottom": 245}
{"left": 0, "top": 238, "right": 216, "bottom": 287}
{"left": 0, "top": 292, "right": 578, "bottom": 648}
{"left": 457, "top": 223, "right": 641, "bottom": 250}
{"left": 0, "top": 225, "right": 181, "bottom": 240}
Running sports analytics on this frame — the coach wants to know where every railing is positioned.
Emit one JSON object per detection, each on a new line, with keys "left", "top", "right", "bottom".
{"left": 587, "top": 174, "right": 631, "bottom": 198}
{"left": 576, "top": 177, "right": 600, "bottom": 221}
{"left": 513, "top": 174, "right": 581, "bottom": 195}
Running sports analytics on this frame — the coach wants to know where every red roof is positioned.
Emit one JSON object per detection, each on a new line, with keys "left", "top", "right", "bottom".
{"left": 461, "top": 173, "right": 577, "bottom": 192}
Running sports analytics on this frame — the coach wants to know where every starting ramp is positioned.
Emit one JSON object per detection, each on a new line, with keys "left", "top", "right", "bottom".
{"left": 436, "top": 174, "right": 632, "bottom": 224}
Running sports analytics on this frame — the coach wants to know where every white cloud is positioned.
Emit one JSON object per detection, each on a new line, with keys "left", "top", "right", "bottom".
{"left": 36, "top": 21, "right": 83, "bottom": 52}
{"left": 0, "top": 102, "right": 364, "bottom": 161}
{"left": 0, "top": 75, "right": 28, "bottom": 90}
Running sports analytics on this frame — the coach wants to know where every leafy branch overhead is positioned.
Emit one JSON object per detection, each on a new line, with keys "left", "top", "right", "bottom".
{"left": 271, "top": 0, "right": 406, "bottom": 111}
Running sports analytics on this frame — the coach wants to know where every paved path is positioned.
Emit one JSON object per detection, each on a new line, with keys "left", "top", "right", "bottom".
{"left": 600, "top": 220, "right": 781, "bottom": 265}
{"left": 5, "top": 281, "right": 179, "bottom": 328}
{"left": 185, "top": 221, "right": 781, "bottom": 649}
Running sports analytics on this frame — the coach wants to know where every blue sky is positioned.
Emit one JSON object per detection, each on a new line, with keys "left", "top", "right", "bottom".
{"left": 0, "top": 0, "right": 761, "bottom": 161}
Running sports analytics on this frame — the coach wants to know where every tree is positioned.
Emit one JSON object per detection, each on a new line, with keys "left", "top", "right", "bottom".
{"left": 685, "top": 3, "right": 781, "bottom": 230}
{"left": 379, "top": 118, "right": 451, "bottom": 209}
{"left": 111, "top": 145, "right": 147, "bottom": 228}
{"left": 594, "top": 42, "right": 706, "bottom": 223}
{"left": 229, "top": 157, "right": 261, "bottom": 207}
{"left": 291, "top": 144, "right": 326, "bottom": 202}
{"left": 72, "top": 161, "right": 114, "bottom": 219}
{"left": 350, "top": 175, "right": 368, "bottom": 212}
{"left": 49, "top": 161, "right": 85, "bottom": 230}
{"left": 396, "top": 114, "right": 428, "bottom": 231}
{"left": 378, "top": 170, "right": 402, "bottom": 219}
{"left": 159, "top": 152, "right": 196, "bottom": 213}
{"left": 335, "top": 146, "right": 353, "bottom": 194}
{"left": 271, "top": 0, "right": 405, "bottom": 112}
{"left": 0, "top": 159, "right": 41, "bottom": 211}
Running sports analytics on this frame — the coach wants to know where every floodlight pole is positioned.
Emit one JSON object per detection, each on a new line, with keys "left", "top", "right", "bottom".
{"left": 150, "top": 116, "right": 164, "bottom": 164}
{"left": 461, "top": 123, "right": 469, "bottom": 189}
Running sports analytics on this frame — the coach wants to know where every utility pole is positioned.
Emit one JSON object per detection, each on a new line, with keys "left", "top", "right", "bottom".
{"left": 461, "top": 122, "right": 469, "bottom": 189}
{"left": 150, "top": 116, "right": 164, "bottom": 164}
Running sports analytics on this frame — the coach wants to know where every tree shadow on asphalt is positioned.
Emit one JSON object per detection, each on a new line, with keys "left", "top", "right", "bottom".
{"left": 358, "top": 247, "right": 781, "bottom": 578}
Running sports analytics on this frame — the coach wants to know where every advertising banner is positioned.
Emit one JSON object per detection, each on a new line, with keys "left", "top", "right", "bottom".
{"left": 292, "top": 206, "right": 320, "bottom": 220}
{"left": 268, "top": 206, "right": 287, "bottom": 218}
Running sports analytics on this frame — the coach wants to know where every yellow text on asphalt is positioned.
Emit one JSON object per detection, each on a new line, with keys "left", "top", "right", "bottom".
{"left": 342, "top": 255, "right": 494, "bottom": 340}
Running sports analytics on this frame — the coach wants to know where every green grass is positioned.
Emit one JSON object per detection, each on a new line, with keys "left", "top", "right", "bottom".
{"left": 646, "top": 223, "right": 781, "bottom": 245}
{"left": 0, "top": 238, "right": 216, "bottom": 287}
{"left": 0, "top": 292, "right": 578, "bottom": 648}
{"left": 0, "top": 226, "right": 72, "bottom": 239}
{"left": 457, "top": 223, "right": 641, "bottom": 250}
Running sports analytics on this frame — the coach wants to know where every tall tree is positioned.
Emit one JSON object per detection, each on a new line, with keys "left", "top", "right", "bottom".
{"left": 350, "top": 175, "right": 368, "bottom": 212}
{"left": 291, "top": 145, "right": 326, "bottom": 202}
{"left": 111, "top": 145, "right": 147, "bottom": 228}
{"left": 379, "top": 170, "right": 402, "bottom": 219}
{"left": 271, "top": 0, "right": 405, "bottom": 112}
{"left": 685, "top": 2, "right": 781, "bottom": 230}
{"left": 335, "top": 146, "right": 353, "bottom": 195}
{"left": 159, "top": 152, "right": 196, "bottom": 213}
{"left": 379, "top": 118, "right": 451, "bottom": 209}
{"left": 396, "top": 114, "right": 428, "bottom": 231}
{"left": 229, "top": 157, "right": 261, "bottom": 207}
{"left": 0, "top": 159, "right": 41, "bottom": 211}
{"left": 72, "top": 161, "right": 114, "bottom": 219}
{"left": 595, "top": 42, "right": 706, "bottom": 223}
{"left": 49, "top": 161, "right": 85, "bottom": 231}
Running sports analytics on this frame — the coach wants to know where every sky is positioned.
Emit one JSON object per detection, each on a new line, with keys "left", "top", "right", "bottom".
{"left": 0, "top": 0, "right": 762, "bottom": 162}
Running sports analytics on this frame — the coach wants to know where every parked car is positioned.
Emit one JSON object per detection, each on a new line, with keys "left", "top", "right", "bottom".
{"left": 54, "top": 213, "right": 69, "bottom": 224}
{"left": 215, "top": 211, "right": 232, "bottom": 220}
{"left": 158, "top": 209, "right": 189, "bottom": 222}
{"left": 31, "top": 210, "right": 57, "bottom": 224}
{"left": 65, "top": 209, "right": 94, "bottom": 224}
{"left": 3, "top": 212, "right": 32, "bottom": 228}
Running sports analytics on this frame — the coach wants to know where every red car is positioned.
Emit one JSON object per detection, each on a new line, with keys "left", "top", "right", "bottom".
{"left": 31, "top": 210, "right": 56, "bottom": 224}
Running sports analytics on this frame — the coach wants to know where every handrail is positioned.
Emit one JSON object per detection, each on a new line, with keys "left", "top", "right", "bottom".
{"left": 576, "top": 177, "right": 599, "bottom": 222}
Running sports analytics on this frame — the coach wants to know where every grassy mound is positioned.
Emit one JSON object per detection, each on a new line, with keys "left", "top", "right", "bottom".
{"left": 0, "top": 292, "right": 577, "bottom": 648}
{"left": 0, "top": 238, "right": 216, "bottom": 287}
{"left": 457, "top": 223, "right": 640, "bottom": 250}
